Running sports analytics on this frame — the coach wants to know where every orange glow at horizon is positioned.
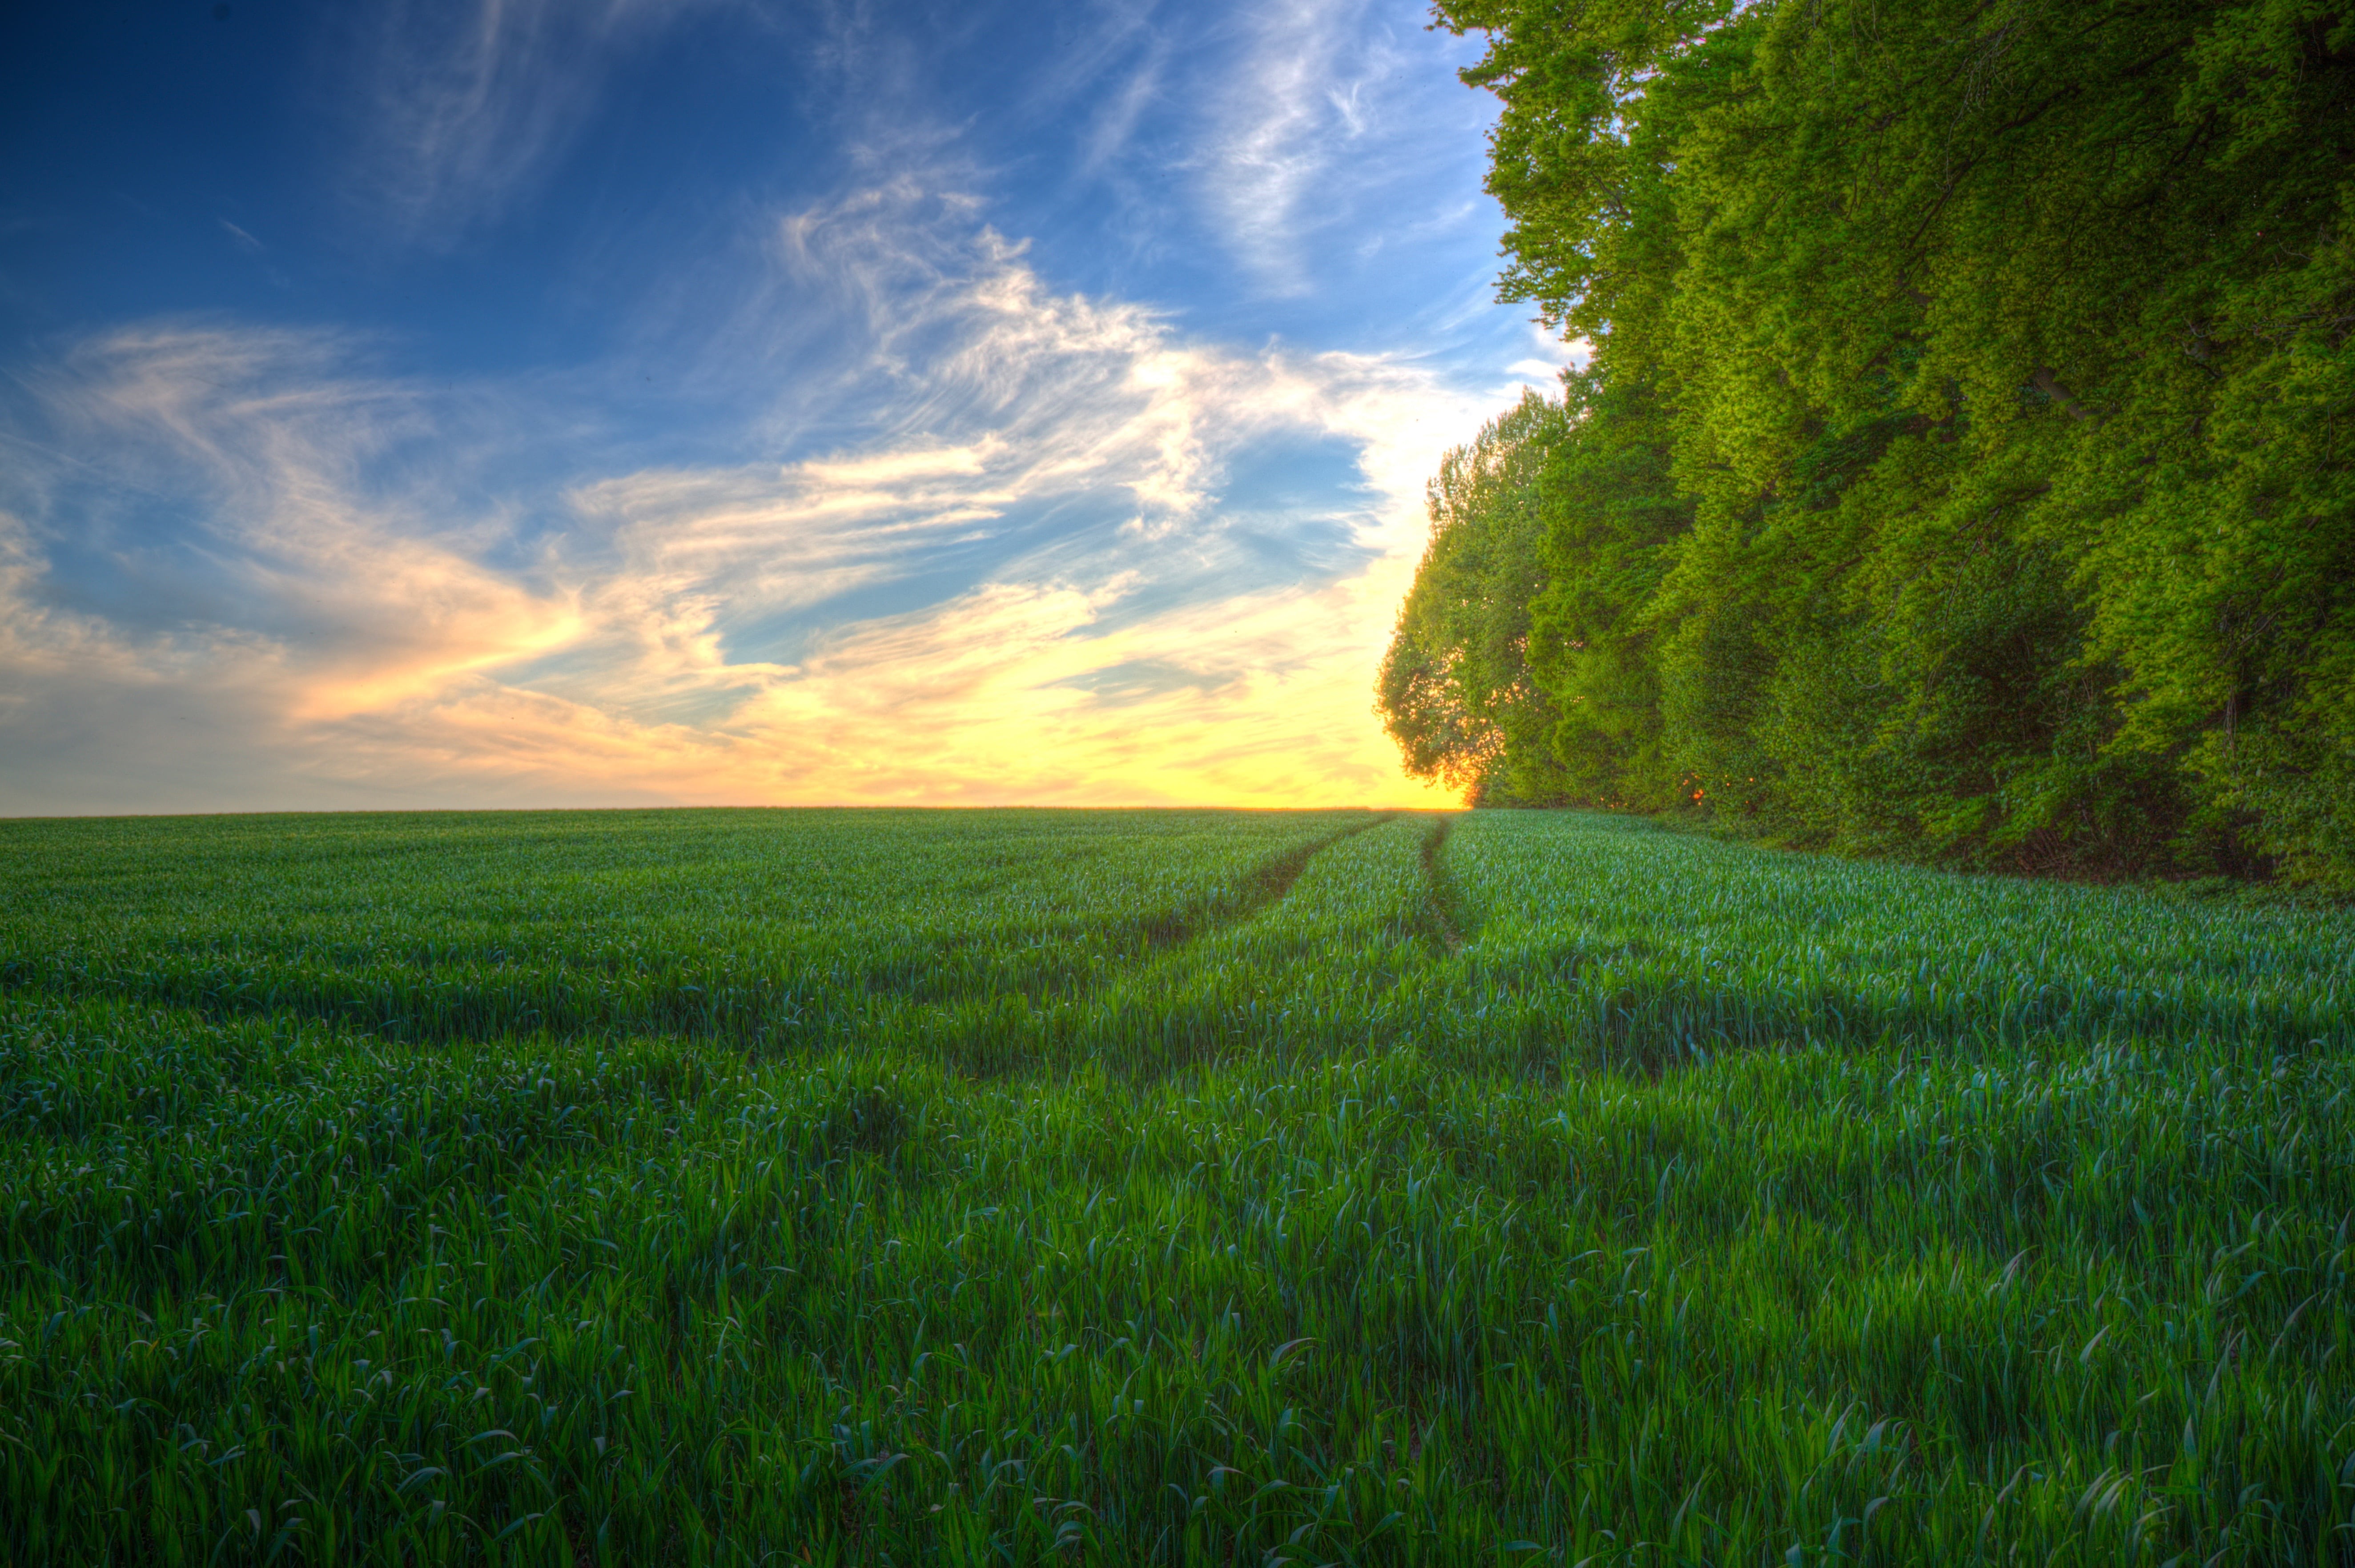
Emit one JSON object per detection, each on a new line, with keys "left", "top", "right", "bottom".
{"left": 0, "top": 246, "right": 1554, "bottom": 817}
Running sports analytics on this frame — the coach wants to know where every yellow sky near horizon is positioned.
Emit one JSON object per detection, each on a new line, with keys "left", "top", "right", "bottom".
{"left": 0, "top": 204, "right": 1554, "bottom": 817}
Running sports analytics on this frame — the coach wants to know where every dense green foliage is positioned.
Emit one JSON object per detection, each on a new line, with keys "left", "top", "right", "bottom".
{"left": 1385, "top": 0, "right": 2355, "bottom": 888}
{"left": 4, "top": 808, "right": 2352, "bottom": 1563}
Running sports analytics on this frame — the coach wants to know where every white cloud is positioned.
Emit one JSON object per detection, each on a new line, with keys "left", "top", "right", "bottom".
{"left": 343, "top": 0, "right": 730, "bottom": 245}
{"left": 1191, "top": 0, "right": 1491, "bottom": 296}
{"left": 1198, "top": 0, "right": 1366, "bottom": 290}
{"left": 7, "top": 325, "right": 582, "bottom": 725}
{"left": 0, "top": 188, "right": 1488, "bottom": 812}
{"left": 1502, "top": 322, "right": 1589, "bottom": 392}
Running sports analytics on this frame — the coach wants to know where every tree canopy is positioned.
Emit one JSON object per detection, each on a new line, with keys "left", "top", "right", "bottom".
{"left": 1383, "top": 0, "right": 2355, "bottom": 890}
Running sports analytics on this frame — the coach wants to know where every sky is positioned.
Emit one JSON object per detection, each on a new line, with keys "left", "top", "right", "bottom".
{"left": 0, "top": 0, "right": 1573, "bottom": 815}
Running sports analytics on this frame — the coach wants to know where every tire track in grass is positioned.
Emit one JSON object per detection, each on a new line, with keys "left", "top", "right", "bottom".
{"left": 1135, "top": 813, "right": 1398, "bottom": 952}
{"left": 1418, "top": 815, "right": 1467, "bottom": 954}
{"left": 1055, "top": 813, "right": 1430, "bottom": 1082}
{"left": 4, "top": 815, "right": 1395, "bottom": 1048}
{"left": 843, "top": 813, "right": 1395, "bottom": 1009}
{"left": 872, "top": 812, "right": 1399, "bottom": 1021}
{"left": 872, "top": 814, "right": 1410, "bottom": 1078}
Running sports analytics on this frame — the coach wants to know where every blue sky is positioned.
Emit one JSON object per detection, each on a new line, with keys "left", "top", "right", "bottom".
{"left": 0, "top": 0, "right": 1572, "bottom": 813}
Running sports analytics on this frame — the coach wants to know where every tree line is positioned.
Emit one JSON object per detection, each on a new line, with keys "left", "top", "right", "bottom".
{"left": 1381, "top": 0, "right": 2354, "bottom": 892}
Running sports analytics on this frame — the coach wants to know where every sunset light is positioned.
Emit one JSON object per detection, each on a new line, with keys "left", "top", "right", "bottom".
{"left": 7, "top": 4, "right": 2352, "bottom": 1562}
{"left": 0, "top": 2, "right": 1565, "bottom": 814}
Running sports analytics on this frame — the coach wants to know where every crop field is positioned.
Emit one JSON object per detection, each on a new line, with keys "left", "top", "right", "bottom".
{"left": 2, "top": 807, "right": 2352, "bottom": 1566}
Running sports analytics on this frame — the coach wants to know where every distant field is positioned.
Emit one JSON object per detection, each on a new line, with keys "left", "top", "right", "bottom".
{"left": 2, "top": 808, "right": 2350, "bottom": 1564}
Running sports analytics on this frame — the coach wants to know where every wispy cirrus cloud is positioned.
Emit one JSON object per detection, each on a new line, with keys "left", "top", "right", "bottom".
{"left": 8, "top": 326, "right": 584, "bottom": 731}
{"left": 2, "top": 0, "right": 1568, "bottom": 817}
{"left": 340, "top": 0, "right": 733, "bottom": 245}
{"left": 0, "top": 188, "right": 1477, "bottom": 813}
{"left": 1194, "top": 0, "right": 1486, "bottom": 294}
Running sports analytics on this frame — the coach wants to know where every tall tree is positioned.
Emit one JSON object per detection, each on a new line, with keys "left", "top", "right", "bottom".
{"left": 1379, "top": 392, "right": 1571, "bottom": 804}
{"left": 1384, "top": 0, "right": 2355, "bottom": 888}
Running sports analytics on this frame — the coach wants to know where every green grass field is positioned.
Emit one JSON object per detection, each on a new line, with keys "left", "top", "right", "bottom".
{"left": 2, "top": 807, "right": 2351, "bottom": 1565}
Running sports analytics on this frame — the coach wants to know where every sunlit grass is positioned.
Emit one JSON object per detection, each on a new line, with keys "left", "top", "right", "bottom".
{"left": 1, "top": 807, "right": 2349, "bottom": 1564}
